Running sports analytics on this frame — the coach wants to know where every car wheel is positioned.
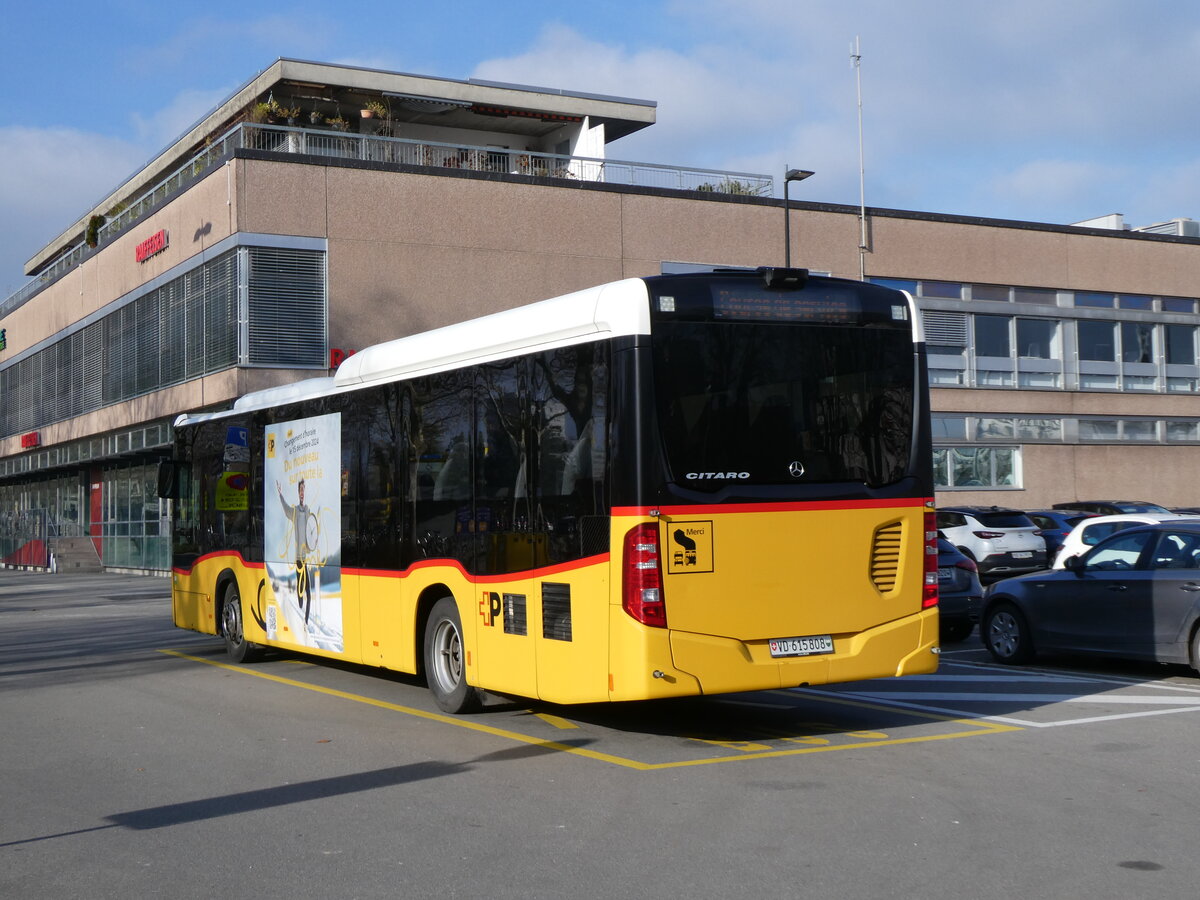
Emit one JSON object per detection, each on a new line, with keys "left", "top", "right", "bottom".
{"left": 940, "top": 620, "right": 974, "bottom": 643}
{"left": 1191, "top": 627, "right": 1200, "bottom": 676}
{"left": 982, "top": 603, "right": 1034, "bottom": 664}
{"left": 423, "top": 597, "right": 482, "bottom": 714}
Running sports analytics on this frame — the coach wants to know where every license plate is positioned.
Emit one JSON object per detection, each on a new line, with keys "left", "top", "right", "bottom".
{"left": 1012, "top": 551, "right": 1033, "bottom": 559}
{"left": 769, "top": 635, "right": 834, "bottom": 658}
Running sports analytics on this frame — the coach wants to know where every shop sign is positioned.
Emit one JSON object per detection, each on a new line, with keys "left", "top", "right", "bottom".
{"left": 20, "top": 431, "right": 40, "bottom": 448}
{"left": 330, "top": 348, "right": 356, "bottom": 368}
{"left": 135, "top": 229, "right": 169, "bottom": 263}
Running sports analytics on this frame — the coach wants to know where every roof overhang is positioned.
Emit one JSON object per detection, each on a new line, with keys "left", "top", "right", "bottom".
{"left": 25, "top": 58, "right": 657, "bottom": 276}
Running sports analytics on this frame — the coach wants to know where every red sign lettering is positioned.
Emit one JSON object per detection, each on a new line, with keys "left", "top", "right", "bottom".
{"left": 329, "top": 348, "right": 357, "bottom": 368}
{"left": 135, "top": 229, "right": 169, "bottom": 263}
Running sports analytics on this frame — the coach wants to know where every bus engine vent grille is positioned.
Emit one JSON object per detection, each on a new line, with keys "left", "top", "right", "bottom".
{"left": 870, "top": 521, "right": 904, "bottom": 594}
{"left": 542, "top": 582, "right": 573, "bottom": 642}
{"left": 503, "top": 593, "right": 528, "bottom": 636}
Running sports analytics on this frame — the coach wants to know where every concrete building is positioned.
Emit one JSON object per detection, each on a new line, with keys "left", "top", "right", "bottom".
{"left": 2, "top": 58, "right": 1198, "bottom": 572}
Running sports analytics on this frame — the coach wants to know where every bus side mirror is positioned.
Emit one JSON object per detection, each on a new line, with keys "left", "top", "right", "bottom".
{"left": 157, "top": 460, "right": 181, "bottom": 499}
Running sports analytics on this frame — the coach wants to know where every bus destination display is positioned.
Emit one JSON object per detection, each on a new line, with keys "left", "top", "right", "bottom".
{"left": 712, "top": 289, "right": 859, "bottom": 323}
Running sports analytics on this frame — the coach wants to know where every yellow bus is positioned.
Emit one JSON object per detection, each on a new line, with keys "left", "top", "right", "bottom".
{"left": 164, "top": 268, "right": 938, "bottom": 712}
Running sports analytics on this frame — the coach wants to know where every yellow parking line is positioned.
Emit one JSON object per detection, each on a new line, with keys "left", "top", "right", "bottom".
{"left": 159, "top": 649, "right": 649, "bottom": 769}
{"left": 533, "top": 712, "right": 580, "bottom": 729}
{"left": 159, "top": 649, "right": 1019, "bottom": 770}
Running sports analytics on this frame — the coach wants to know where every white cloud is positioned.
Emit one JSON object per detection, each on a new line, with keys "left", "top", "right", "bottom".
{"left": 0, "top": 127, "right": 144, "bottom": 291}
{"left": 130, "top": 87, "right": 237, "bottom": 150}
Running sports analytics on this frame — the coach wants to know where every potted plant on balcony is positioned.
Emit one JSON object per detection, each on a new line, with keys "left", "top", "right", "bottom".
{"left": 327, "top": 114, "right": 349, "bottom": 131}
{"left": 361, "top": 100, "right": 389, "bottom": 119}
{"left": 248, "top": 101, "right": 275, "bottom": 124}
{"left": 277, "top": 104, "right": 301, "bottom": 126}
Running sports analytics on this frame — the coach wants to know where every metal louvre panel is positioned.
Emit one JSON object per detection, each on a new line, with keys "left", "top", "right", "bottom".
{"left": 246, "top": 247, "right": 327, "bottom": 366}
{"left": 923, "top": 311, "right": 969, "bottom": 346}
{"left": 134, "top": 293, "right": 160, "bottom": 395}
{"left": 0, "top": 249, "right": 243, "bottom": 439}
{"left": 0, "top": 368, "right": 9, "bottom": 435}
{"left": 184, "top": 268, "right": 206, "bottom": 380}
{"left": 158, "top": 279, "right": 186, "bottom": 386}
{"left": 204, "top": 253, "right": 238, "bottom": 370}
{"left": 80, "top": 323, "right": 104, "bottom": 413}
{"left": 104, "top": 304, "right": 136, "bottom": 404}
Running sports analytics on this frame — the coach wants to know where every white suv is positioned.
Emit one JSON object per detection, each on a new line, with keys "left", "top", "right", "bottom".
{"left": 936, "top": 506, "right": 1047, "bottom": 577}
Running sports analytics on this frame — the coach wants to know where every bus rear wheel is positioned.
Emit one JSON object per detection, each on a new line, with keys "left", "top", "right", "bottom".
{"left": 424, "top": 597, "right": 481, "bottom": 714}
{"left": 221, "top": 582, "right": 264, "bottom": 663}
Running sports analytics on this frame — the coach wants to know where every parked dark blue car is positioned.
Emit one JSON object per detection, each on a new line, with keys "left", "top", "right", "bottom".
{"left": 1026, "top": 509, "right": 1099, "bottom": 564}
{"left": 937, "top": 538, "right": 983, "bottom": 643}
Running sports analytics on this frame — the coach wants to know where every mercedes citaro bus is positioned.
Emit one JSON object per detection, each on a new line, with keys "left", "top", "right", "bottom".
{"left": 163, "top": 268, "right": 938, "bottom": 712}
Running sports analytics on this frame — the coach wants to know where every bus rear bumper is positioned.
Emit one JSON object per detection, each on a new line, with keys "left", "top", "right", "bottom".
{"left": 668, "top": 608, "right": 940, "bottom": 695}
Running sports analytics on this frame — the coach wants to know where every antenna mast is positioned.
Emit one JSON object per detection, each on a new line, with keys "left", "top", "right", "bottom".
{"left": 852, "top": 36, "right": 867, "bottom": 280}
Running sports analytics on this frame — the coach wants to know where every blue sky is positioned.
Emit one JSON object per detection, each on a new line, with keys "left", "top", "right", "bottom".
{"left": 2, "top": 0, "right": 1197, "bottom": 293}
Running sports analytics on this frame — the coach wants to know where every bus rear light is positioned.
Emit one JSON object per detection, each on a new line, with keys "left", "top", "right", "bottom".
{"left": 623, "top": 523, "right": 667, "bottom": 628}
{"left": 923, "top": 511, "right": 939, "bottom": 609}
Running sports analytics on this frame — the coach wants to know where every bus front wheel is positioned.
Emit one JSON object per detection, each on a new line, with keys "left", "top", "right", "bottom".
{"left": 221, "top": 582, "right": 264, "bottom": 663}
{"left": 423, "top": 597, "right": 481, "bottom": 714}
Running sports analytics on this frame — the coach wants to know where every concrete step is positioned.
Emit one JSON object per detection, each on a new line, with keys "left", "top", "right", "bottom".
{"left": 49, "top": 537, "right": 103, "bottom": 573}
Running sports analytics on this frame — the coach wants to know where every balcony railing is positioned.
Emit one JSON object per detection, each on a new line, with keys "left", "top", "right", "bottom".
{"left": 3, "top": 122, "right": 773, "bottom": 316}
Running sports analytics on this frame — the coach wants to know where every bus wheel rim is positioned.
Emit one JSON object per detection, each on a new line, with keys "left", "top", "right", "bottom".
{"left": 433, "top": 619, "right": 463, "bottom": 690}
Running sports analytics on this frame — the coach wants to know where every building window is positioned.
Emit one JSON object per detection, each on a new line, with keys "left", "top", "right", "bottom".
{"left": 1078, "top": 419, "right": 1159, "bottom": 442}
{"left": 1077, "top": 320, "right": 1116, "bottom": 361}
{"left": 1013, "top": 287, "right": 1057, "bottom": 305}
{"left": 1167, "top": 422, "right": 1200, "bottom": 442}
{"left": 1121, "top": 322, "right": 1155, "bottom": 363}
{"left": 920, "top": 280, "right": 962, "bottom": 299}
{"left": 933, "top": 446, "right": 1019, "bottom": 489}
{"left": 1017, "top": 318, "right": 1056, "bottom": 358}
{"left": 1163, "top": 297, "right": 1198, "bottom": 314}
{"left": 1076, "top": 292, "right": 1115, "bottom": 309}
{"left": 1165, "top": 325, "right": 1196, "bottom": 365}
{"left": 974, "top": 315, "right": 1010, "bottom": 357}
{"left": 869, "top": 277, "right": 918, "bottom": 294}
{"left": 1118, "top": 294, "right": 1154, "bottom": 311}
{"left": 970, "top": 284, "right": 1010, "bottom": 302}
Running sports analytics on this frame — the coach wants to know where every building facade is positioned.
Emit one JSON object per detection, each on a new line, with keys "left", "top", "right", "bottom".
{"left": 2, "top": 59, "right": 1198, "bottom": 572}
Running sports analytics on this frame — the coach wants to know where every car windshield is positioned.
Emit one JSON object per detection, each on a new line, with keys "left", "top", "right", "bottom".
{"left": 972, "top": 511, "right": 1032, "bottom": 528}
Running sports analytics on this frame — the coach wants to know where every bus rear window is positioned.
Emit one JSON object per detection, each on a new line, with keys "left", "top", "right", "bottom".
{"left": 652, "top": 321, "right": 916, "bottom": 489}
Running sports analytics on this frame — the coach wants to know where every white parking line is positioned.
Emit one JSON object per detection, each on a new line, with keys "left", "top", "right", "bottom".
{"left": 799, "top": 661, "right": 1200, "bottom": 727}
{"left": 843, "top": 691, "right": 1200, "bottom": 705}
{"left": 807, "top": 688, "right": 1200, "bottom": 728}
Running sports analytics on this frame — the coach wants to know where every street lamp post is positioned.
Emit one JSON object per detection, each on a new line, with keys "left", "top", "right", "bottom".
{"left": 783, "top": 168, "right": 814, "bottom": 268}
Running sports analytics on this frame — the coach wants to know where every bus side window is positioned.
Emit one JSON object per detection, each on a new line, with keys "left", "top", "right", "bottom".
{"left": 532, "top": 344, "right": 609, "bottom": 563}
{"left": 408, "top": 371, "right": 473, "bottom": 567}
{"left": 355, "top": 386, "right": 403, "bottom": 570}
{"left": 475, "top": 358, "right": 530, "bottom": 575}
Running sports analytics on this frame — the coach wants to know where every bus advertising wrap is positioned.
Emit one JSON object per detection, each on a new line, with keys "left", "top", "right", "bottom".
{"left": 264, "top": 412, "right": 343, "bottom": 652}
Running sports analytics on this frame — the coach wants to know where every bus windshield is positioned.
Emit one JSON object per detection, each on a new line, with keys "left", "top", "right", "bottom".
{"left": 652, "top": 320, "right": 915, "bottom": 488}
